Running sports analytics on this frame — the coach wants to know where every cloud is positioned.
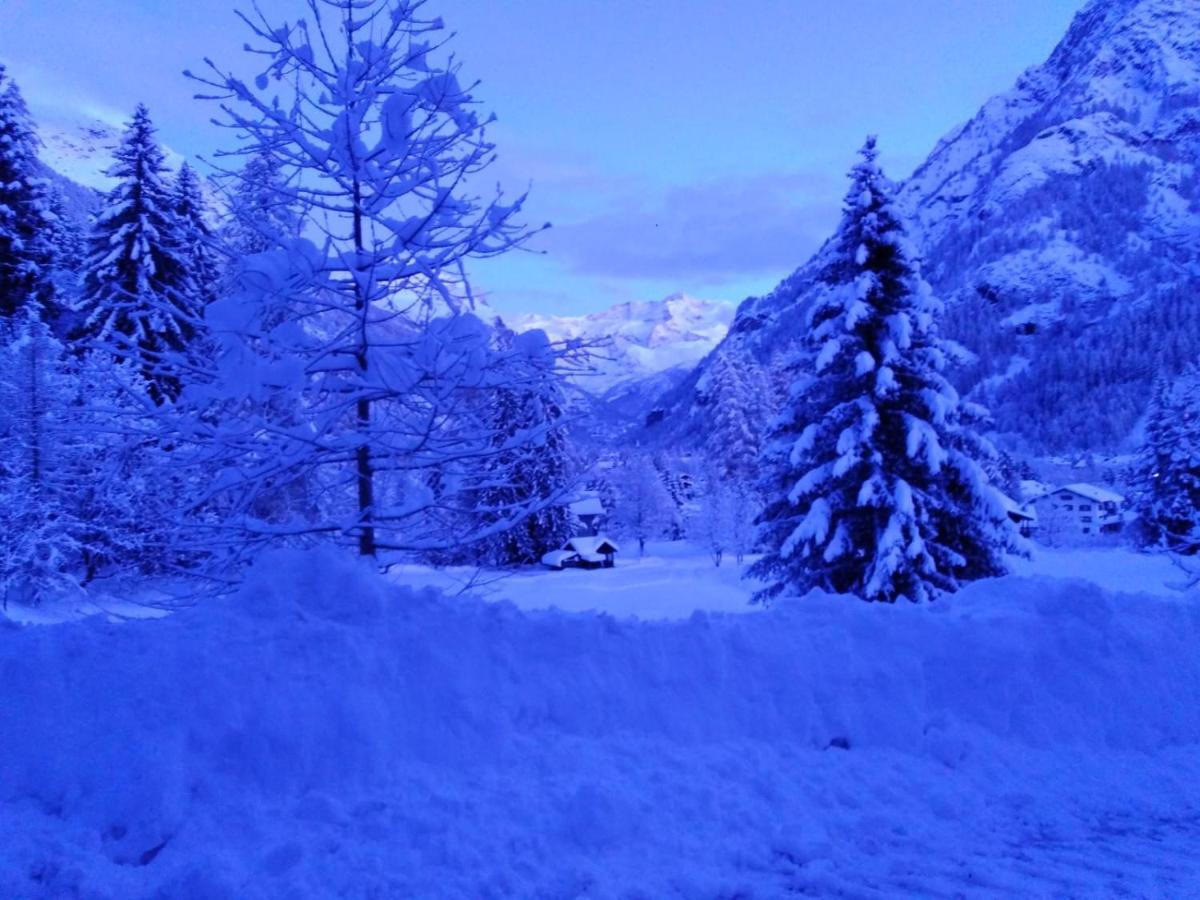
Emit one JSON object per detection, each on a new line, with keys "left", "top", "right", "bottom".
{"left": 536, "top": 170, "right": 843, "bottom": 285}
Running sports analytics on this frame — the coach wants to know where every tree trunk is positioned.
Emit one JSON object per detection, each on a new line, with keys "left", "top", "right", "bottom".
{"left": 352, "top": 177, "right": 376, "bottom": 557}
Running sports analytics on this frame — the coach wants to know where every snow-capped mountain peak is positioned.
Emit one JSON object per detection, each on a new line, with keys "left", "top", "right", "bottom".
{"left": 509, "top": 293, "right": 735, "bottom": 393}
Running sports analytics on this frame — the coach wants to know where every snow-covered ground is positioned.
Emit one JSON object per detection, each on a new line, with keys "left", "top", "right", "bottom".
{"left": 2, "top": 544, "right": 1198, "bottom": 898}
{"left": 388, "top": 540, "right": 765, "bottom": 619}
{"left": 1013, "top": 544, "right": 1194, "bottom": 598}
{"left": 390, "top": 540, "right": 1192, "bottom": 619}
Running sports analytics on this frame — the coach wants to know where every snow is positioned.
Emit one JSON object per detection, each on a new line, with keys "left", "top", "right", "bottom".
{"left": 509, "top": 293, "right": 735, "bottom": 394}
{"left": 563, "top": 535, "right": 619, "bottom": 557}
{"left": 999, "top": 491, "right": 1038, "bottom": 521}
{"left": 394, "top": 541, "right": 762, "bottom": 619}
{"left": 539, "top": 549, "right": 576, "bottom": 569}
{"left": 1060, "top": 482, "right": 1125, "bottom": 504}
{"left": 2, "top": 545, "right": 1199, "bottom": 897}
{"left": 567, "top": 496, "right": 605, "bottom": 519}
{"left": 1011, "top": 545, "right": 1191, "bottom": 597}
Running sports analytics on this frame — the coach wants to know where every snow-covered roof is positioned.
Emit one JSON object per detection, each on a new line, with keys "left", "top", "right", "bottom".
{"left": 1059, "top": 483, "right": 1124, "bottom": 505}
{"left": 1019, "top": 479, "right": 1052, "bottom": 502}
{"left": 569, "top": 497, "right": 606, "bottom": 518}
{"left": 565, "top": 536, "right": 619, "bottom": 557}
{"left": 541, "top": 550, "right": 575, "bottom": 568}
{"left": 998, "top": 493, "right": 1037, "bottom": 521}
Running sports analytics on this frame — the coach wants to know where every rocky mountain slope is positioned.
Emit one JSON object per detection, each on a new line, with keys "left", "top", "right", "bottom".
{"left": 660, "top": 0, "right": 1200, "bottom": 453}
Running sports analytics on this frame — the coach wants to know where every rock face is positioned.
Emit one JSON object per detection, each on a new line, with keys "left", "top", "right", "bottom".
{"left": 665, "top": 0, "right": 1200, "bottom": 453}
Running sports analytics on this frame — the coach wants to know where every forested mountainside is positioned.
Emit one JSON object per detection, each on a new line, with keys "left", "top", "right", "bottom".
{"left": 659, "top": 0, "right": 1200, "bottom": 453}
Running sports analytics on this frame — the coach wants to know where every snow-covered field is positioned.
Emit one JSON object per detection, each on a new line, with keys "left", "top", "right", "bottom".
{"left": 391, "top": 540, "right": 1193, "bottom": 619}
{"left": 388, "top": 541, "right": 765, "bottom": 619}
{"left": 2, "top": 545, "right": 1199, "bottom": 898}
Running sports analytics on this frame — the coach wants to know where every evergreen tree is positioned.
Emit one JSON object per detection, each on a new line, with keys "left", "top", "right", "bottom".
{"left": 74, "top": 105, "right": 202, "bottom": 404}
{"left": 172, "top": 163, "right": 222, "bottom": 309}
{"left": 222, "top": 148, "right": 300, "bottom": 257}
{"left": 474, "top": 326, "right": 575, "bottom": 566}
{"left": 706, "top": 351, "right": 763, "bottom": 483}
{"left": 0, "top": 64, "right": 55, "bottom": 322}
{"left": 750, "top": 138, "right": 1016, "bottom": 604}
{"left": 40, "top": 184, "right": 87, "bottom": 330}
{"left": 1134, "top": 371, "right": 1200, "bottom": 551}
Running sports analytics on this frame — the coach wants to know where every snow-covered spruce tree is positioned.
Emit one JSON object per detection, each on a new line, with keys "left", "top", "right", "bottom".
{"left": 750, "top": 138, "right": 1016, "bottom": 604}
{"left": 705, "top": 351, "right": 765, "bottom": 483}
{"left": 470, "top": 324, "right": 575, "bottom": 566}
{"left": 1133, "top": 372, "right": 1200, "bottom": 551}
{"left": 185, "top": 0, "right": 558, "bottom": 557}
{"left": 73, "top": 105, "right": 204, "bottom": 404}
{"left": 221, "top": 148, "right": 301, "bottom": 258}
{"left": 172, "top": 163, "right": 223, "bottom": 309}
{"left": 0, "top": 64, "right": 56, "bottom": 323}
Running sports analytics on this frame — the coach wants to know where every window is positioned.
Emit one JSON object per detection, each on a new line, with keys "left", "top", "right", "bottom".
{"left": 1079, "top": 504, "right": 1092, "bottom": 511}
{"left": 1082, "top": 528, "right": 1091, "bottom": 534}
{"left": 1064, "top": 505, "right": 1074, "bottom": 511}
{"left": 1082, "top": 516, "right": 1092, "bottom": 523}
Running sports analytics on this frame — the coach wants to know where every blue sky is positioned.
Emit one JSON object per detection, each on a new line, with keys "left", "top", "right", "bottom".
{"left": 3, "top": 0, "right": 1084, "bottom": 315}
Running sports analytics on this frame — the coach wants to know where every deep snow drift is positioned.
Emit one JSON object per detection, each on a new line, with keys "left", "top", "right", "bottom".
{"left": 2, "top": 550, "right": 1199, "bottom": 898}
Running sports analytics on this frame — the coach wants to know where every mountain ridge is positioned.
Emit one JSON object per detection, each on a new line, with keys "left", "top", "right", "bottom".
{"left": 655, "top": 0, "right": 1200, "bottom": 453}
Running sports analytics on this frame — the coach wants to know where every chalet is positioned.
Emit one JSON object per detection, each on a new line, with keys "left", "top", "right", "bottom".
{"left": 1028, "top": 483, "right": 1124, "bottom": 540}
{"left": 541, "top": 536, "right": 619, "bottom": 570}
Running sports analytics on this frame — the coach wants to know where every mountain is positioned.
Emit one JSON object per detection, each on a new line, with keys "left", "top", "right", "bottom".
{"left": 36, "top": 109, "right": 200, "bottom": 192}
{"left": 33, "top": 108, "right": 222, "bottom": 227}
{"left": 509, "top": 293, "right": 735, "bottom": 395}
{"left": 658, "top": 0, "right": 1200, "bottom": 454}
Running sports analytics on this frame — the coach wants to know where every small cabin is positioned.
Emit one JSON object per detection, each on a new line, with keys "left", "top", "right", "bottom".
{"left": 1028, "top": 483, "right": 1124, "bottom": 540}
{"left": 541, "top": 536, "right": 619, "bottom": 570}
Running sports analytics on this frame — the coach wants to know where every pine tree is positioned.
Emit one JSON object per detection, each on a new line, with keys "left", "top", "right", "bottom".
{"left": 172, "top": 163, "right": 222, "bottom": 309}
{"left": 74, "top": 105, "right": 202, "bottom": 404}
{"left": 1134, "top": 371, "right": 1200, "bottom": 551}
{"left": 473, "top": 326, "right": 575, "bottom": 566}
{"left": 0, "top": 64, "right": 56, "bottom": 322}
{"left": 750, "top": 138, "right": 1016, "bottom": 604}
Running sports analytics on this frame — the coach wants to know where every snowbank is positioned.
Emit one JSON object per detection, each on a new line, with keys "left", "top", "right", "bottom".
{"left": 2, "top": 549, "right": 1199, "bottom": 897}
